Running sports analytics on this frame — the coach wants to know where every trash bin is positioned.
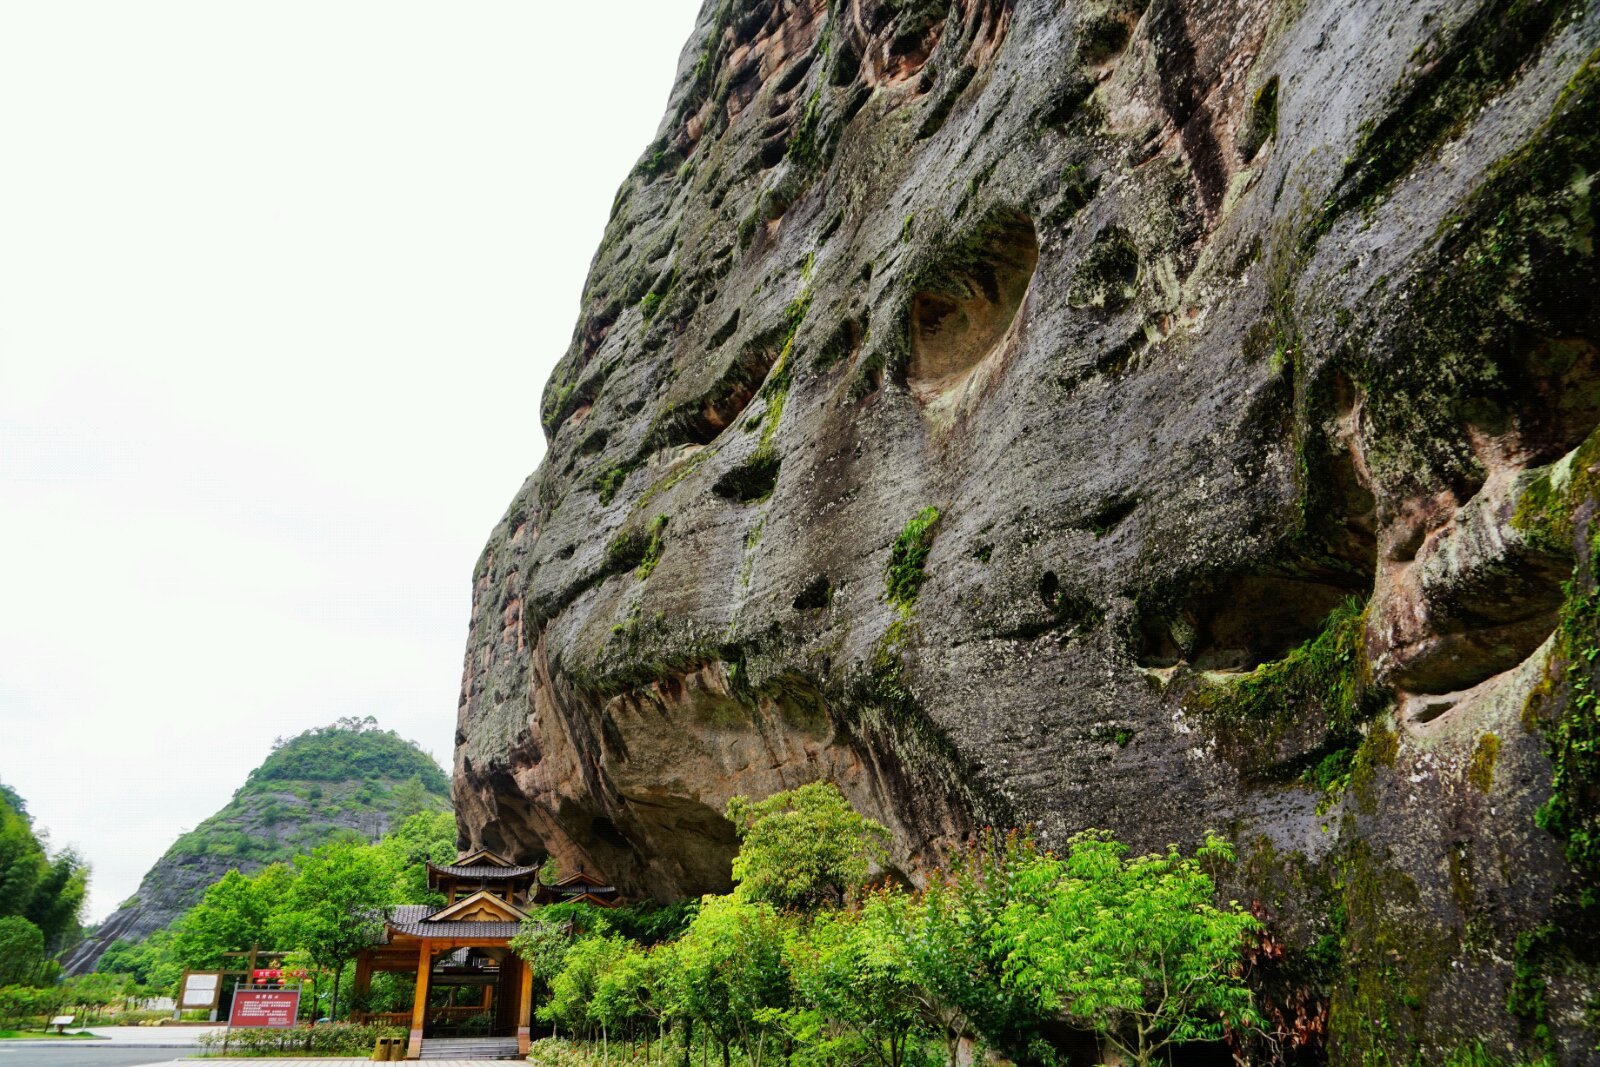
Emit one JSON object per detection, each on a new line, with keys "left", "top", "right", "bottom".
{"left": 389, "top": 1036, "right": 407, "bottom": 1061}
{"left": 372, "top": 1037, "right": 392, "bottom": 1061}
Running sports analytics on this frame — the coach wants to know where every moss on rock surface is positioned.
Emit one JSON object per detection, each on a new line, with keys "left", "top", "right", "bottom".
{"left": 1183, "top": 599, "right": 1380, "bottom": 780}
{"left": 885, "top": 507, "right": 941, "bottom": 610}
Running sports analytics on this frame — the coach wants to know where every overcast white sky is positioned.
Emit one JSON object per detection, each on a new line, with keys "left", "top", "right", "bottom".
{"left": 0, "top": 0, "right": 703, "bottom": 922}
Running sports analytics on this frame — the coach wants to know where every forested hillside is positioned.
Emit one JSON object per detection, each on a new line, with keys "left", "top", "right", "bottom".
{"left": 65, "top": 717, "right": 449, "bottom": 974}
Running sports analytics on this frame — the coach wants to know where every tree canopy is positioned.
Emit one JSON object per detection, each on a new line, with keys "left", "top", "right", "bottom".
{"left": 512, "top": 783, "right": 1264, "bottom": 1067}
{"left": 169, "top": 865, "right": 294, "bottom": 969}
{"left": 250, "top": 718, "right": 449, "bottom": 792}
{"left": 0, "top": 779, "right": 86, "bottom": 956}
{"left": 725, "top": 781, "right": 889, "bottom": 911}
{"left": 997, "top": 830, "right": 1262, "bottom": 1067}
{"left": 270, "top": 838, "right": 398, "bottom": 1020}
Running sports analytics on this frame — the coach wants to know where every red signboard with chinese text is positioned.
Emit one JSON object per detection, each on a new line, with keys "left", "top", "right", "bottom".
{"left": 229, "top": 990, "right": 299, "bottom": 1028}
{"left": 251, "top": 969, "right": 283, "bottom": 984}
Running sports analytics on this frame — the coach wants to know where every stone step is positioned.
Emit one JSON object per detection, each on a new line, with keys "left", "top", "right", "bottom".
{"left": 418, "top": 1037, "right": 520, "bottom": 1060}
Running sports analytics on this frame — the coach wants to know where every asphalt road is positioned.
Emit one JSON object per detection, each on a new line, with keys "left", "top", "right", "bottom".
{"left": 0, "top": 1049, "right": 183, "bottom": 1067}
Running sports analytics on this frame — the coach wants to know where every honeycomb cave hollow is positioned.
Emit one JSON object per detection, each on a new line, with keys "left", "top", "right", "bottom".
{"left": 907, "top": 215, "right": 1039, "bottom": 402}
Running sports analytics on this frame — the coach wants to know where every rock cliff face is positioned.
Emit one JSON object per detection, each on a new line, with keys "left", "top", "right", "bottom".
{"left": 454, "top": 0, "right": 1599, "bottom": 1059}
{"left": 67, "top": 721, "right": 449, "bottom": 974}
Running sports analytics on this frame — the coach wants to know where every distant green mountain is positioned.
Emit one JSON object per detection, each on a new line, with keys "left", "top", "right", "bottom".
{"left": 64, "top": 717, "right": 450, "bottom": 973}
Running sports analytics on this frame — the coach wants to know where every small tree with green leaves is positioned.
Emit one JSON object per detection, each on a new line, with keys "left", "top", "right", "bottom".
{"left": 0, "top": 916, "right": 49, "bottom": 987}
{"left": 787, "top": 890, "right": 930, "bottom": 1067}
{"left": 725, "top": 782, "right": 889, "bottom": 911}
{"left": 998, "top": 830, "right": 1262, "bottom": 1067}
{"left": 663, "top": 895, "right": 791, "bottom": 1067}
{"left": 512, "top": 911, "right": 595, "bottom": 1031}
{"left": 170, "top": 865, "right": 293, "bottom": 969}
{"left": 890, "top": 830, "right": 1060, "bottom": 1065}
{"left": 592, "top": 944, "right": 669, "bottom": 1060}
{"left": 271, "top": 840, "right": 396, "bottom": 1021}
{"left": 542, "top": 934, "right": 632, "bottom": 1049}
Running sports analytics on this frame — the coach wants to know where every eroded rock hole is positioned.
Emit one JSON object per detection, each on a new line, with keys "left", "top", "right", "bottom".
{"left": 1237, "top": 76, "right": 1279, "bottom": 162}
{"left": 1506, "top": 337, "right": 1600, "bottom": 466}
{"left": 1135, "top": 566, "right": 1373, "bottom": 672}
{"left": 649, "top": 329, "right": 785, "bottom": 450}
{"left": 1068, "top": 226, "right": 1140, "bottom": 312}
{"left": 1076, "top": 0, "right": 1149, "bottom": 65}
{"left": 713, "top": 452, "right": 781, "bottom": 504}
{"left": 1138, "top": 401, "right": 1379, "bottom": 671}
{"left": 793, "top": 574, "right": 833, "bottom": 611}
{"left": 590, "top": 816, "right": 632, "bottom": 850}
{"left": 1077, "top": 495, "right": 1138, "bottom": 537}
{"left": 907, "top": 214, "right": 1038, "bottom": 401}
{"left": 815, "top": 316, "right": 864, "bottom": 372}
{"left": 842, "top": 0, "right": 949, "bottom": 86}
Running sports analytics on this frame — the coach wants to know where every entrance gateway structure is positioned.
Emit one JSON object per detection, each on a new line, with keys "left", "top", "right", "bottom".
{"left": 352, "top": 849, "right": 618, "bottom": 1059}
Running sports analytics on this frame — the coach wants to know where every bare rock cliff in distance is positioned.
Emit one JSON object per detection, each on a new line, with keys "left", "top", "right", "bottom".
{"left": 454, "top": 0, "right": 1600, "bottom": 1059}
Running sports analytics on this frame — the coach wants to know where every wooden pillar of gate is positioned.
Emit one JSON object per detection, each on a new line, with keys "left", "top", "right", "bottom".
{"left": 516, "top": 957, "right": 533, "bottom": 1056}
{"left": 354, "top": 952, "right": 373, "bottom": 1003}
{"left": 407, "top": 941, "right": 431, "bottom": 1059}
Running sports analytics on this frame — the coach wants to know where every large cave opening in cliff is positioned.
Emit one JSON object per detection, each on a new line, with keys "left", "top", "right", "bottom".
{"left": 907, "top": 213, "right": 1038, "bottom": 404}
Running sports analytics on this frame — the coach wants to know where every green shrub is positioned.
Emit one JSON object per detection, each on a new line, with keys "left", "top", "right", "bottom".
{"left": 197, "top": 1021, "right": 403, "bottom": 1056}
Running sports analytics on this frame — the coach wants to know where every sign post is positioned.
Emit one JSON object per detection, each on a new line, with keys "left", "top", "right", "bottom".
{"left": 223, "top": 978, "right": 303, "bottom": 1053}
{"left": 177, "top": 971, "right": 222, "bottom": 1021}
{"left": 229, "top": 988, "right": 300, "bottom": 1027}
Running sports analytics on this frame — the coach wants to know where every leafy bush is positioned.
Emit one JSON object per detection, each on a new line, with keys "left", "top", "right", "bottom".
{"left": 513, "top": 785, "right": 1263, "bottom": 1067}
{"left": 527, "top": 1037, "right": 660, "bottom": 1066}
{"left": 0, "top": 917, "right": 50, "bottom": 986}
{"left": 0, "top": 985, "right": 59, "bottom": 1027}
{"left": 197, "top": 1021, "right": 403, "bottom": 1056}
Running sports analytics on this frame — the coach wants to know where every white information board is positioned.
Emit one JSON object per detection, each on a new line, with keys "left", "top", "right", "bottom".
{"left": 180, "top": 972, "right": 221, "bottom": 1009}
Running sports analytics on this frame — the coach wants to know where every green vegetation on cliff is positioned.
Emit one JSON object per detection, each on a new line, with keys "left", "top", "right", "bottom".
{"left": 248, "top": 719, "right": 450, "bottom": 790}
